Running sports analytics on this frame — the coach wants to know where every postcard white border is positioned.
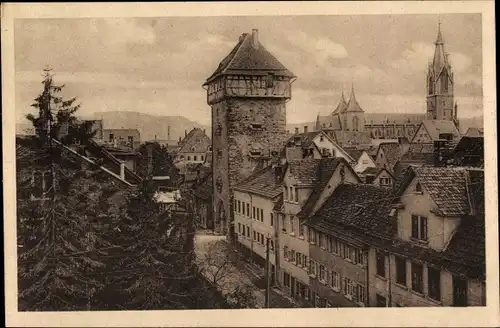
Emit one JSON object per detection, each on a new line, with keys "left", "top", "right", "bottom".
{"left": 3, "top": 1, "right": 498, "bottom": 327}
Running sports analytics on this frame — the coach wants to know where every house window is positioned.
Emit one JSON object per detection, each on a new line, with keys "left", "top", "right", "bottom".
{"left": 302, "top": 254, "right": 308, "bottom": 270}
{"left": 343, "top": 278, "right": 353, "bottom": 299}
{"left": 194, "top": 155, "right": 198, "bottom": 161}
{"left": 253, "top": 231, "right": 256, "bottom": 241}
{"left": 376, "top": 251, "right": 386, "bottom": 277}
{"left": 281, "top": 216, "right": 286, "bottom": 233}
{"left": 452, "top": 276, "right": 468, "bottom": 306}
{"left": 299, "top": 224, "right": 305, "bottom": 239}
{"left": 253, "top": 207, "right": 256, "bottom": 219}
{"left": 246, "top": 204, "right": 250, "bottom": 217}
{"left": 283, "top": 246, "right": 289, "bottom": 261}
{"left": 238, "top": 223, "right": 242, "bottom": 234}
{"left": 284, "top": 272, "right": 290, "bottom": 288}
{"left": 376, "top": 294, "right": 386, "bottom": 307}
{"left": 319, "top": 264, "right": 326, "bottom": 282}
{"left": 320, "top": 135, "right": 324, "bottom": 142}
{"left": 395, "top": 256, "right": 407, "bottom": 285}
{"left": 290, "top": 250, "right": 296, "bottom": 263}
{"left": 289, "top": 186, "right": 294, "bottom": 202}
{"left": 309, "top": 228, "right": 317, "bottom": 244}
{"left": 241, "top": 202, "right": 245, "bottom": 216}
{"left": 354, "top": 283, "right": 365, "bottom": 305}
{"left": 411, "top": 262, "right": 424, "bottom": 294}
{"left": 290, "top": 216, "right": 296, "bottom": 235}
{"left": 187, "top": 156, "right": 191, "bottom": 161}
{"left": 201, "top": 156, "right": 204, "bottom": 161}
{"left": 415, "top": 182, "right": 422, "bottom": 192}
{"left": 284, "top": 186, "right": 288, "bottom": 201}
{"left": 330, "top": 271, "right": 340, "bottom": 290}
{"left": 411, "top": 215, "right": 428, "bottom": 241}
{"left": 294, "top": 188, "right": 299, "bottom": 203}
{"left": 246, "top": 226, "right": 250, "bottom": 237}
{"left": 296, "top": 252, "right": 302, "bottom": 266}
{"left": 270, "top": 213, "right": 274, "bottom": 226}
{"left": 309, "top": 260, "right": 317, "bottom": 275}
{"left": 380, "top": 177, "right": 391, "bottom": 186}
{"left": 237, "top": 200, "right": 241, "bottom": 214}
{"left": 428, "top": 266, "right": 441, "bottom": 302}
{"left": 260, "top": 209, "right": 264, "bottom": 222}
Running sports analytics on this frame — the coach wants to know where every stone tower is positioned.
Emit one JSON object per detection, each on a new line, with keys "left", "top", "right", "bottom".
{"left": 203, "top": 29, "right": 295, "bottom": 237}
{"left": 426, "top": 22, "right": 456, "bottom": 123}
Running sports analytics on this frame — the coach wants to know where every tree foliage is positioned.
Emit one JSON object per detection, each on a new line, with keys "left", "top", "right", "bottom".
{"left": 136, "top": 141, "right": 179, "bottom": 183}
{"left": 25, "top": 67, "right": 96, "bottom": 144}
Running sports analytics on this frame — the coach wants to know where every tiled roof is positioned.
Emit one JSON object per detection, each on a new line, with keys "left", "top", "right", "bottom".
{"left": 344, "top": 87, "right": 364, "bottom": 113}
{"left": 305, "top": 184, "right": 396, "bottom": 238}
{"left": 287, "top": 158, "right": 323, "bottom": 186}
{"left": 420, "top": 120, "right": 461, "bottom": 141}
{"left": 285, "top": 131, "right": 322, "bottom": 148}
{"left": 318, "top": 116, "right": 342, "bottom": 130}
{"left": 296, "top": 158, "right": 350, "bottom": 219}
{"left": 378, "top": 142, "right": 404, "bottom": 170}
{"left": 233, "top": 166, "right": 283, "bottom": 199}
{"left": 332, "top": 92, "right": 348, "bottom": 115}
{"left": 452, "top": 136, "right": 484, "bottom": 156}
{"left": 333, "top": 131, "right": 372, "bottom": 147}
{"left": 408, "top": 143, "right": 434, "bottom": 154}
{"left": 344, "top": 148, "right": 364, "bottom": 161}
{"left": 204, "top": 31, "right": 294, "bottom": 84}
{"left": 398, "top": 166, "right": 476, "bottom": 217}
{"left": 362, "top": 166, "right": 379, "bottom": 176}
{"left": 178, "top": 128, "right": 211, "bottom": 154}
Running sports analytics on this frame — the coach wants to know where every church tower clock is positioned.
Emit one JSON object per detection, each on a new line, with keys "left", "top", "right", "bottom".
{"left": 203, "top": 29, "right": 295, "bottom": 237}
{"left": 426, "top": 22, "right": 458, "bottom": 126}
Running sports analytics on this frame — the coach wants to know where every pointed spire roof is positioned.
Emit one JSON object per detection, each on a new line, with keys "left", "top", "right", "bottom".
{"left": 345, "top": 84, "right": 364, "bottom": 112}
{"left": 432, "top": 21, "right": 449, "bottom": 75}
{"left": 332, "top": 91, "right": 348, "bottom": 115}
{"left": 315, "top": 112, "right": 321, "bottom": 131}
{"left": 204, "top": 30, "right": 295, "bottom": 85}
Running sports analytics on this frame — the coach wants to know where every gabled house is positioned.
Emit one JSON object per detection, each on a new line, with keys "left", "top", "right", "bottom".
{"left": 176, "top": 128, "right": 212, "bottom": 165}
{"left": 374, "top": 166, "right": 486, "bottom": 307}
{"left": 283, "top": 130, "right": 355, "bottom": 164}
{"left": 304, "top": 184, "right": 395, "bottom": 307}
{"left": 374, "top": 142, "right": 404, "bottom": 173}
{"left": 278, "top": 157, "right": 360, "bottom": 305}
{"left": 411, "top": 120, "right": 461, "bottom": 144}
{"left": 344, "top": 148, "right": 378, "bottom": 176}
{"left": 372, "top": 167, "right": 395, "bottom": 188}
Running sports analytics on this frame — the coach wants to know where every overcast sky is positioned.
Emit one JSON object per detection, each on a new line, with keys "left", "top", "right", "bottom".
{"left": 14, "top": 14, "right": 482, "bottom": 125}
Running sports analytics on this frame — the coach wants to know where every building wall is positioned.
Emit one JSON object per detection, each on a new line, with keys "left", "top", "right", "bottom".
{"left": 310, "top": 242, "right": 367, "bottom": 307}
{"left": 311, "top": 134, "right": 353, "bottom": 162}
{"left": 368, "top": 249, "right": 486, "bottom": 307}
{"left": 365, "top": 124, "right": 418, "bottom": 141}
{"left": 177, "top": 152, "right": 207, "bottom": 164}
{"left": 373, "top": 170, "right": 393, "bottom": 188}
{"left": 212, "top": 97, "right": 288, "bottom": 236}
{"left": 234, "top": 191, "right": 277, "bottom": 266}
{"left": 353, "top": 151, "right": 377, "bottom": 174}
{"left": 212, "top": 101, "right": 229, "bottom": 235}
{"left": 397, "top": 177, "right": 460, "bottom": 251}
{"left": 411, "top": 124, "right": 433, "bottom": 143}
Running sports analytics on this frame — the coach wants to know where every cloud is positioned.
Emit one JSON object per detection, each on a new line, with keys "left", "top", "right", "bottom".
{"left": 89, "top": 18, "right": 156, "bottom": 45}
{"left": 390, "top": 42, "right": 434, "bottom": 75}
{"left": 448, "top": 52, "right": 472, "bottom": 73}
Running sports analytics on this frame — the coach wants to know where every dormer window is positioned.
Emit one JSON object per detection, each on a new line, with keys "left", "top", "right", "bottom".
{"left": 320, "top": 135, "right": 325, "bottom": 142}
{"left": 191, "top": 146, "right": 196, "bottom": 152}
{"left": 415, "top": 182, "right": 422, "bottom": 193}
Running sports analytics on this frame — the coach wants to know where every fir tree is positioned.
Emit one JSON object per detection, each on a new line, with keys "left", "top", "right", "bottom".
{"left": 25, "top": 67, "right": 96, "bottom": 145}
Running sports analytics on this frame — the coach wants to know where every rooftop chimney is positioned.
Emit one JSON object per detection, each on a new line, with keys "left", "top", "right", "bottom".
{"left": 304, "top": 126, "right": 308, "bottom": 133}
{"left": 295, "top": 127, "right": 299, "bottom": 134}
{"left": 252, "top": 29, "right": 259, "bottom": 49}
{"left": 119, "top": 162, "right": 126, "bottom": 180}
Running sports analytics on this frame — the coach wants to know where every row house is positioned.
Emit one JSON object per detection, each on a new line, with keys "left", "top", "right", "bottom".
{"left": 374, "top": 166, "right": 485, "bottom": 307}
{"left": 304, "top": 184, "right": 395, "bottom": 307}
{"left": 276, "top": 157, "right": 361, "bottom": 305}
{"left": 233, "top": 166, "right": 283, "bottom": 282}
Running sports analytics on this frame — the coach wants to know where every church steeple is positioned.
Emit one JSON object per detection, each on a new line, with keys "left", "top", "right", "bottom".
{"left": 315, "top": 112, "right": 321, "bottom": 131}
{"left": 345, "top": 84, "right": 364, "bottom": 113}
{"left": 426, "top": 21, "right": 455, "bottom": 121}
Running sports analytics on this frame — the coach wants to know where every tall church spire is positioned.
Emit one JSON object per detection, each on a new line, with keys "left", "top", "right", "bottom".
{"left": 432, "top": 20, "right": 448, "bottom": 74}
{"left": 315, "top": 112, "right": 321, "bottom": 131}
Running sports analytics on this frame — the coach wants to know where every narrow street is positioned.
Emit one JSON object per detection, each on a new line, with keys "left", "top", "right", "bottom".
{"left": 194, "top": 230, "right": 297, "bottom": 308}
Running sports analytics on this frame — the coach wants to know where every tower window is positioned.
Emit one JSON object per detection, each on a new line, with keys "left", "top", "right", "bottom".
{"left": 441, "top": 71, "right": 449, "bottom": 93}
{"left": 428, "top": 77, "right": 434, "bottom": 95}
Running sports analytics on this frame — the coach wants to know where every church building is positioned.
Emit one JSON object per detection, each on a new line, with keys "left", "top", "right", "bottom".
{"left": 315, "top": 23, "right": 459, "bottom": 142}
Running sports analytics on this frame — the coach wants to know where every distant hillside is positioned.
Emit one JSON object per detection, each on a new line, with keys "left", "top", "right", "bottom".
{"left": 287, "top": 115, "right": 484, "bottom": 135}
{"left": 87, "top": 111, "right": 211, "bottom": 142}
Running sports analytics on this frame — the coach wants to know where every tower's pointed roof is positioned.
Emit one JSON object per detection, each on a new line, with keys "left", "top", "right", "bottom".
{"left": 345, "top": 85, "right": 364, "bottom": 112}
{"left": 332, "top": 91, "right": 348, "bottom": 115}
{"left": 204, "top": 30, "right": 295, "bottom": 85}
{"left": 432, "top": 22, "right": 449, "bottom": 75}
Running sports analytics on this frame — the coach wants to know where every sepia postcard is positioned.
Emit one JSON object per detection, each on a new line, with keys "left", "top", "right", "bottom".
{"left": 2, "top": 1, "right": 498, "bottom": 327}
